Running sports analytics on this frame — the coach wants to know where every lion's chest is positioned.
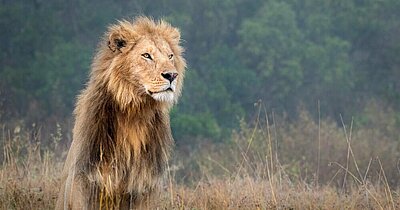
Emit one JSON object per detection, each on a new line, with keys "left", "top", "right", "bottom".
{"left": 94, "top": 123, "right": 169, "bottom": 195}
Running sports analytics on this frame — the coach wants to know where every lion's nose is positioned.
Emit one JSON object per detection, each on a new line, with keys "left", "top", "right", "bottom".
{"left": 161, "top": 72, "right": 178, "bottom": 83}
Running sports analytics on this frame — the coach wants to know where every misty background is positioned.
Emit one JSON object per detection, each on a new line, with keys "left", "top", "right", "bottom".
{"left": 0, "top": 0, "right": 399, "bottom": 151}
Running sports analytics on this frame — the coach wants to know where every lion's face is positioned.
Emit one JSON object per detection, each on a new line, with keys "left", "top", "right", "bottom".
{"left": 129, "top": 37, "right": 179, "bottom": 102}
{"left": 104, "top": 19, "right": 186, "bottom": 106}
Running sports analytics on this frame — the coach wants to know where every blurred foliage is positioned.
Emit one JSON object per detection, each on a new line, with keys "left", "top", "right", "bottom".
{"left": 0, "top": 0, "right": 399, "bottom": 143}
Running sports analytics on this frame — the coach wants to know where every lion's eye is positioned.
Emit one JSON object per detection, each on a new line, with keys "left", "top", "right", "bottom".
{"left": 141, "top": 53, "right": 153, "bottom": 60}
{"left": 168, "top": 54, "right": 174, "bottom": 60}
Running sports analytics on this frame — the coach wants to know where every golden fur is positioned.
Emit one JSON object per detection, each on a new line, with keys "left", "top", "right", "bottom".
{"left": 56, "top": 17, "right": 186, "bottom": 209}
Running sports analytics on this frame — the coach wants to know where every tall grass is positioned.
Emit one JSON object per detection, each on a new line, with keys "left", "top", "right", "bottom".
{"left": 0, "top": 102, "right": 399, "bottom": 209}
{"left": 0, "top": 124, "right": 63, "bottom": 209}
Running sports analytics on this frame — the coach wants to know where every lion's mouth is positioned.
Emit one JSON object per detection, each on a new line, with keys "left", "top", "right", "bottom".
{"left": 148, "top": 87, "right": 173, "bottom": 95}
{"left": 147, "top": 87, "right": 175, "bottom": 102}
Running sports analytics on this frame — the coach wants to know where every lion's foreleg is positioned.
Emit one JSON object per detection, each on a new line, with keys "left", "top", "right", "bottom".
{"left": 63, "top": 171, "right": 100, "bottom": 210}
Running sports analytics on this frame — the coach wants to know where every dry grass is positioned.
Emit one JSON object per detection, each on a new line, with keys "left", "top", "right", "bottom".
{"left": 1, "top": 164, "right": 399, "bottom": 210}
{"left": 0, "top": 124, "right": 62, "bottom": 209}
{"left": 1, "top": 104, "right": 399, "bottom": 209}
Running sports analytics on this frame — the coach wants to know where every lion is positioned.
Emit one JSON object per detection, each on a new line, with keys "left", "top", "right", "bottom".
{"left": 56, "top": 17, "right": 186, "bottom": 209}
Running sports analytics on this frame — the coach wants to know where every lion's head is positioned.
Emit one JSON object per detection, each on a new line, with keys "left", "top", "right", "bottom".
{"left": 95, "top": 17, "right": 186, "bottom": 107}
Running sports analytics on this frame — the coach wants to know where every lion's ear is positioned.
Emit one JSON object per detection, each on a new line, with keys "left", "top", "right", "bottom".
{"left": 107, "top": 21, "right": 139, "bottom": 53}
{"left": 169, "top": 28, "right": 181, "bottom": 45}
{"left": 108, "top": 32, "right": 127, "bottom": 53}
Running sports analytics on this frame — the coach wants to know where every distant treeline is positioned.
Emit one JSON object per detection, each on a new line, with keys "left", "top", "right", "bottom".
{"left": 1, "top": 0, "right": 399, "bottom": 142}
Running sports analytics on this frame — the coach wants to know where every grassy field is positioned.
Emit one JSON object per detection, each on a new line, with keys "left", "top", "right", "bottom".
{"left": 1, "top": 156, "right": 398, "bottom": 210}
{"left": 1, "top": 107, "right": 399, "bottom": 209}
